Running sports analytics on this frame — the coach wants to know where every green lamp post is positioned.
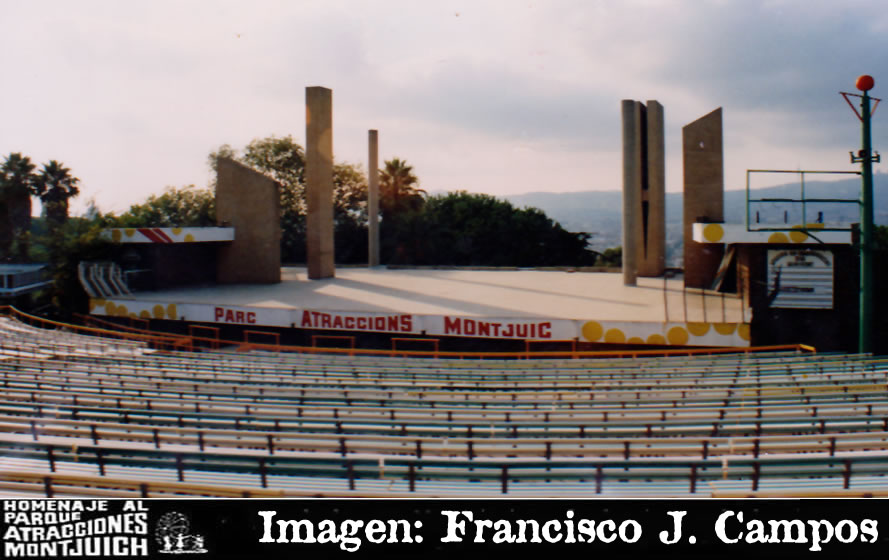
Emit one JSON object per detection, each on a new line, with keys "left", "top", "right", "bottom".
{"left": 848, "top": 75, "right": 879, "bottom": 353}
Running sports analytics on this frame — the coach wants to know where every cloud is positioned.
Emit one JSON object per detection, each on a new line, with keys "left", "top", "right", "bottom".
{"left": 0, "top": 0, "right": 885, "bottom": 212}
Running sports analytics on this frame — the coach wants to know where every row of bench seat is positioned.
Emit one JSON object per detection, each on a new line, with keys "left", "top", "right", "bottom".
{"left": 0, "top": 315, "right": 886, "bottom": 497}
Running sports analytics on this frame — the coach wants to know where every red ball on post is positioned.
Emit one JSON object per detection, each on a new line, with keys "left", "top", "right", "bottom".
{"left": 856, "top": 74, "right": 874, "bottom": 92}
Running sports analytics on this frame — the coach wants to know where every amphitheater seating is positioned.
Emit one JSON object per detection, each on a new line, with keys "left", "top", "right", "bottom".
{"left": 0, "top": 315, "right": 886, "bottom": 498}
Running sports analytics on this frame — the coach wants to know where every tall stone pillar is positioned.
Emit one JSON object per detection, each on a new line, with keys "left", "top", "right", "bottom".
{"left": 640, "top": 100, "right": 666, "bottom": 277}
{"left": 367, "top": 130, "right": 380, "bottom": 267}
{"left": 622, "top": 99, "right": 666, "bottom": 282}
{"left": 621, "top": 100, "right": 640, "bottom": 285}
{"left": 305, "top": 86, "right": 335, "bottom": 279}
{"left": 682, "top": 108, "right": 725, "bottom": 289}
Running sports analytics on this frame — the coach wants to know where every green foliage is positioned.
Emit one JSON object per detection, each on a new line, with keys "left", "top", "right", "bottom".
{"left": 33, "top": 160, "right": 80, "bottom": 232}
{"left": 204, "top": 140, "right": 593, "bottom": 267}
{"left": 44, "top": 218, "right": 115, "bottom": 316}
{"left": 2, "top": 153, "right": 81, "bottom": 263}
{"left": 596, "top": 246, "right": 622, "bottom": 267}
{"left": 110, "top": 186, "right": 215, "bottom": 227}
{"left": 242, "top": 136, "right": 306, "bottom": 188}
{"left": 0, "top": 152, "right": 37, "bottom": 261}
{"left": 333, "top": 162, "right": 369, "bottom": 263}
{"left": 383, "top": 191, "right": 596, "bottom": 267}
{"left": 380, "top": 158, "right": 425, "bottom": 218}
{"left": 210, "top": 135, "right": 369, "bottom": 264}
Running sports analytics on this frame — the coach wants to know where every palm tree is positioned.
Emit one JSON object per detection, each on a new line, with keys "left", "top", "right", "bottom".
{"left": 378, "top": 158, "right": 426, "bottom": 264}
{"left": 379, "top": 158, "right": 425, "bottom": 220}
{"left": 34, "top": 160, "right": 80, "bottom": 231}
{"left": 0, "top": 153, "right": 37, "bottom": 260}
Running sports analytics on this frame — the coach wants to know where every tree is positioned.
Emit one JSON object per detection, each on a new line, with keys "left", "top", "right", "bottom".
{"left": 0, "top": 152, "right": 37, "bottom": 261}
{"left": 45, "top": 218, "right": 115, "bottom": 315}
{"left": 209, "top": 135, "right": 370, "bottom": 264}
{"left": 241, "top": 136, "right": 306, "bottom": 189}
{"left": 392, "top": 191, "right": 596, "bottom": 266}
{"left": 379, "top": 158, "right": 425, "bottom": 219}
{"left": 596, "top": 246, "right": 622, "bottom": 267}
{"left": 112, "top": 186, "right": 215, "bottom": 227}
{"left": 34, "top": 160, "right": 80, "bottom": 231}
{"left": 378, "top": 158, "right": 426, "bottom": 263}
{"left": 332, "top": 162, "right": 369, "bottom": 263}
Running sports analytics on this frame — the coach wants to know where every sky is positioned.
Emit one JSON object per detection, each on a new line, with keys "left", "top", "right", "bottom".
{"left": 1, "top": 0, "right": 886, "bottom": 216}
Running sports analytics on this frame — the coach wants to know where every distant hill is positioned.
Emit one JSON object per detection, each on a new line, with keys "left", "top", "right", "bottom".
{"left": 502, "top": 173, "right": 888, "bottom": 262}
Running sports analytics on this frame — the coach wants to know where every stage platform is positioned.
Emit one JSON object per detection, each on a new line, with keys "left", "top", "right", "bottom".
{"left": 90, "top": 267, "right": 750, "bottom": 347}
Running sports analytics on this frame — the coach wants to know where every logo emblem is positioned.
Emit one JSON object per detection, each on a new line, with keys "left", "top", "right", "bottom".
{"left": 155, "top": 512, "right": 207, "bottom": 554}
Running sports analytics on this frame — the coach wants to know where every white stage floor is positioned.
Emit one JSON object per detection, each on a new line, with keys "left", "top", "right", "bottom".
{"left": 125, "top": 267, "right": 744, "bottom": 324}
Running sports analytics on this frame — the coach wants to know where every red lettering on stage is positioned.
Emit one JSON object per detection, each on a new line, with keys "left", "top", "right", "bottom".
{"left": 516, "top": 324, "right": 528, "bottom": 338}
{"left": 357, "top": 317, "right": 367, "bottom": 329}
{"left": 320, "top": 314, "right": 332, "bottom": 329}
{"left": 464, "top": 319, "right": 476, "bottom": 335}
{"left": 540, "top": 322, "right": 551, "bottom": 338}
{"left": 374, "top": 317, "right": 385, "bottom": 330}
{"left": 247, "top": 312, "right": 256, "bottom": 324}
{"left": 400, "top": 315, "right": 412, "bottom": 332}
{"left": 491, "top": 323, "right": 501, "bottom": 336}
{"left": 478, "top": 322, "right": 490, "bottom": 337}
{"left": 444, "top": 316, "right": 462, "bottom": 335}
{"left": 301, "top": 310, "right": 312, "bottom": 327}
{"left": 387, "top": 316, "right": 398, "bottom": 331}
{"left": 345, "top": 317, "right": 355, "bottom": 329}
{"left": 214, "top": 307, "right": 224, "bottom": 321}
{"left": 333, "top": 315, "right": 344, "bottom": 329}
{"left": 502, "top": 324, "right": 514, "bottom": 337}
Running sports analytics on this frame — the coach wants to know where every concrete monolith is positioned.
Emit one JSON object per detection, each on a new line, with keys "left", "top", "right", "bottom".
{"left": 306, "top": 86, "right": 335, "bottom": 279}
{"left": 368, "top": 130, "right": 380, "bottom": 267}
{"left": 682, "top": 107, "right": 725, "bottom": 289}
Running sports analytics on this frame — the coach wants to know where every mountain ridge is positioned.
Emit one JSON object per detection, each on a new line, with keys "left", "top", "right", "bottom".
{"left": 500, "top": 174, "right": 887, "bottom": 257}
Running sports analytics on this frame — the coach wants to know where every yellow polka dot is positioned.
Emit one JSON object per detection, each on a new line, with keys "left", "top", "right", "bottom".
{"left": 604, "top": 329, "right": 626, "bottom": 343}
{"left": 713, "top": 323, "right": 737, "bottom": 335}
{"left": 124, "top": 228, "right": 135, "bottom": 237}
{"left": 667, "top": 326, "right": 689, "bottom": 345}
{"left": 139, "top": 310, "right": 151, "bottom": 319}
{"left": 111, "top": 229, "right": 122, "bottom": 243}
{"left": 172, "top": 227, "right": 182, "bottom": 236}
{"left": 703, "top": 223, "right": 724, "bottom": 243}
{"left": 789, "top": 226, "right": 808, "bottom": 244}
{"left": 115, "top": 305, "right": 129, "bottom": 317}
{"left": 687, "top": 322, "right": 710, "bottom": 336}
{"left": 184, "top": 234, "right": 195, "bottom": 242}
{"left": 768, "top": 232, "right": 789, "bottom": 243}
{"left": 129, "top": 313, "right": 137, "bottom": 319}
{"left": 647, "top": 334, "right": 666, "bottom": 345}
{"left": 152, "top": 305, "right": 165, "bottom": 319}
{"left": 627, "top": 337, "right": 644, "bottom": 344}
{"left": 582, "top": 321, "right": 603, "bottom": 342}
{"left": 738, "top": 324, "right": 751, "bottom": 341}
{"left": 166, "top": 304, "right": 178, "bottom": 320}
{"left": 104, "top": 302, "right": 116, "bottom": 316}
